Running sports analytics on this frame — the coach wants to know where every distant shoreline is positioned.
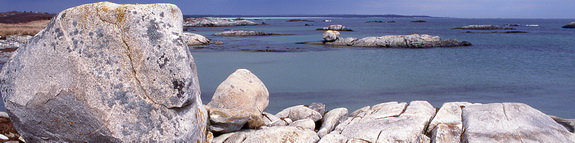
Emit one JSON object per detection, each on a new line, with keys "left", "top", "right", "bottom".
{"left": 184, "top": 14, "right": 433, "bottom": 19}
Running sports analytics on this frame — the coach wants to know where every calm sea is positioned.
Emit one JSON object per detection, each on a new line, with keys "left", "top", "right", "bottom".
{"left": 191, "top": 17, "right": 575, "bottom": 118}
{"left": 2, "top": 17, "right": 574, "bottom": 118}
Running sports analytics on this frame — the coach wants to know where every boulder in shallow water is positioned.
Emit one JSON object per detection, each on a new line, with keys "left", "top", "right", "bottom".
{"left": 0, "top": 2, "right": 207, "bottom": 142}
{"left": 455, "top": 24, "right": 513, "bottom": 30}
{"left": 331, "top": 34, "right": 471, "bottom": 48}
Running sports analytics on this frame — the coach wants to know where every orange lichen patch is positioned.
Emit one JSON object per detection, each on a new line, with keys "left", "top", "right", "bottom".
{"left": 0, "top": 20, "right": 50, "bottom": 37}
{"left": 115, "top": 6, "right": 128, "bottom": 24}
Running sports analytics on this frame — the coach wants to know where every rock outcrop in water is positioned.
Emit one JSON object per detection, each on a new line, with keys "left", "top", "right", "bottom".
{"left": 212, "top": 30, "right": 280, "bottom": 37}
{"left": 562, "top": 22, "right": 575, "bottom": 28}
{"left": 183, "top": 17, "right": 259, "bottom": 27}
{"left": 306, "top": 31, "right": 471, "bottom": 48}
{"left": 0, "top": 2, "right": 208, "bottom": 142}
{"left": 455, "top": 24, "right": 515, "bottom": 30}
{"left": 317, "top": 24, "right": 353, "bottom": 31}
{"left": 183, "top": 32, "right": 210, "bottom": 45}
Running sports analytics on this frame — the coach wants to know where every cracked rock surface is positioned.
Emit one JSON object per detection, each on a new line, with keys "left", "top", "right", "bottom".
{"left": 0, "top": 2, "right": 207, "bottom": 142}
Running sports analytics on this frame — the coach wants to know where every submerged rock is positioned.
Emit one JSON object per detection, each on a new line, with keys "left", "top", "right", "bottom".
{"left": 0, "top": 2, "right": 208, "bottom": 142}
{"left": 183, "top": 17, "right": 259, "bottom": 27}
{"left": 207, "top": 69, "right": 269, "bottom": 132}
{"left": 212, "top": 30, "right": 279, "bottom": 36}
{"left": 317, "top": 24, "right": 353, "bottom": 31}
{"left": 562, "top": 22, "right": 575, "bottom": 28}
{"left": 182, "top": 32, "right": 210, "bottom": 45}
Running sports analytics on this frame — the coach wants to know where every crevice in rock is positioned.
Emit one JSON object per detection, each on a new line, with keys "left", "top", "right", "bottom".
{"left": 460, "top": 105, "right": 466, "bottom": 143}
{"left": 121, "top": 38, "right": 161, "bottom": 107}
{"left": 375, "top": 130, "right": 384, "bottom": 143}
{"left": 397, "top": 102, "right": 409, "bottom": 117}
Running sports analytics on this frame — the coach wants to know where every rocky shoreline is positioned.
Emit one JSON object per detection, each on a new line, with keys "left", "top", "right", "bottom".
{"left": 0, "top": 2, "right": 574, "bottom": 143}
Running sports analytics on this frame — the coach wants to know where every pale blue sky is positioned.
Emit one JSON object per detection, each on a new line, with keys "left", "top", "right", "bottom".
{"left": 0, "top": 0, "right": 573, "bottom": 18}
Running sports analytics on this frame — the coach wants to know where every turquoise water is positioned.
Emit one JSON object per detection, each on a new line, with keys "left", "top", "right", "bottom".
{"left": 192, "top": 18, "right": 575, "bottom": 118}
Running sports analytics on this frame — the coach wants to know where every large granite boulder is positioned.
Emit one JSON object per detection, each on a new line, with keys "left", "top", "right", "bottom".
{"left": 207, "top": 69, "right": 269, "bottom": 132}
{"left": 317, "top": 24, "right": 353, "bottom": 31}
{"left": 462, "top": 103, "right": 575, "bottom": 142}
{"left": 0, "top": 2, "right": 208, "bottom": 142}
{"left": 182, "top": 32, "right": 209, "bottom": 46}
{"left": 562, "top": 22, "right": 575, "bottom": 28}
{"left": 183, "top": 17, "right": 259, "bottom": 27}
{"left": 212, "top": 30, "right": 279, "bottom": 37}
{"left": 331, "top": 101, "right": 435, "bottom": 143}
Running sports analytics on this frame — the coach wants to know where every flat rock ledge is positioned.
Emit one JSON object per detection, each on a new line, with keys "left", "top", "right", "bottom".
{"left": 184, "top": 17, "right": 259, "bottom": 27}
{"left": 212, "top": 30, "right": 282, "bottom": 37}
{"left": 455, "top": 24, "right": 515, "bottom": 30}
{"left": 562, "top": 22, "right": 575, "bottom": 28}
{"left": 302, "top": 31, "right": 471, "bottom": 48}
{"left": 316, "top": 24, "right": 353, "bottom": 31}
{"left": 211, "top": 101, "right": 575, "bottom": 143}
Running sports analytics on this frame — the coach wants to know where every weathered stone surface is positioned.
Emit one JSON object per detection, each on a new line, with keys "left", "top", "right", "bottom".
{"left": 289, "top": 119, "right": 316, "bottom": 130}
{"left": 322, "top": 30, "right": 340, "bottom": 42}
{"left": 182, "top": 32, "right": 209, "bottom": 45}
{"left": 455, "top": 24, "right": 512, "bottom": 30}
{"left": 0, "top": 2, "right": 207, "bottom": 142}
{"left": 276, "top": 105, "right": 323, "bottom": 122}
{"left": 183, "top": 17, "right": 258, "bottom": 27}
{"left": 216, "top": 126, "right": 319, "bottom": 143}
{"left": 332, "top": 101, "right": 435, "bottom": 143}
{"left": 427, "top": 102, "right": 478, "bottom": 143}
{"left": 317, "top": 24, "right": 353, "bottom": 31}
{"left": 562, "top": 22, "right": 575, "bottom": 28}
{"left": 207, "top": 69, "right": 269, "bottom": 131}
{"left": 318, "top": 133, "right": 348, "bottom": 143}
{"left": 271, "top": 118, "right": 293, "bottom": 126}
{"left": 207, "top": 106, "right": 262, "bottom": 133}
{"left": 462, "top": 103, "right": 575, "bottom": 143}
{"left": 317, "top": 108, "right": 348, "bottom": 138}
{"left": 262, "top": 112, "right": 281, "bottom": 126}
{"left": 212, "top": 30, "right": 279, "bottom": 36}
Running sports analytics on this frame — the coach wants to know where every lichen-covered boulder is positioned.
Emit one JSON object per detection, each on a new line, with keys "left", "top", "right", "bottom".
{"left": 0, "top": 2, "right": 207, "bottom": 142}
